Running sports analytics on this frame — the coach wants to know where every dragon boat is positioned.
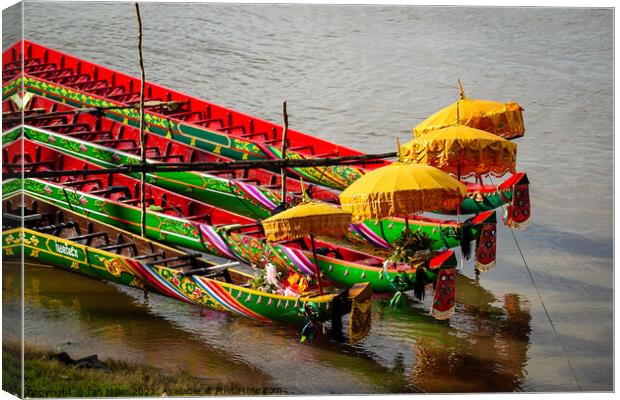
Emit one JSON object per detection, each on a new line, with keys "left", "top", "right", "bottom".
{"left": 2, "top": 138, "right": 460, "bottom": 313}
{"left": 2, "top": 40, "right": 379, "bottom": 190}
{"left": 2, "top": 193, "right": 372, "bottom": 337}
{"left": 2, "top": 94, "right": 340, "bottom": 220}
{"left": 2, "top": 95, "right": 498, "bottom": 267}
{"left": 2, "top": 40, "right": 530, "bottom": 225}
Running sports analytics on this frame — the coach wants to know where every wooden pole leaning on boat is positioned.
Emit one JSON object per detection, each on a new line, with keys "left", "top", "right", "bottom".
{"left": 309, "top": 234, "right": 324, "bottom": 295}
{"left": 2, "top": 101, "right": 185, "bottom": 122}
{"left": 11, "top": 152, "right": 396, "bottom": 179}
{"left": 280, "top": 100, "right": 289, "bottom": 207}
{"left": 182, "top": 261, "right": 240, "bottom": 277}
{"left": 135, "top": 2, "right": 147, "bottom": 237}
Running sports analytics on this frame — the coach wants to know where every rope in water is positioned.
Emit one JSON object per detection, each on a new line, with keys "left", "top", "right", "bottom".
{"left": 506, "top": 226, "right": 582, "bottom": 391}
{"left": 491, "top": 176, "right": 583, "bottom": 391}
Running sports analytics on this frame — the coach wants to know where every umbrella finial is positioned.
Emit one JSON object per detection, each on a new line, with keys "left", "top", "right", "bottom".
{"left": 300, "top": 176, "right": 310, "bottom": 202}
{"left": 456, "top": 79, "right": 465, "bottom": 125}
{"left": 396, "top": 137, "right": 402, "bottom": 162}
{"left": 458, "top": 78, "right": 466, "bottom": 100}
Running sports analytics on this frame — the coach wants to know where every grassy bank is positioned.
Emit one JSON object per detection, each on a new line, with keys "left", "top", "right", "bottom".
{"left": 3, "top": 341, "right": 284, "bottom": 397}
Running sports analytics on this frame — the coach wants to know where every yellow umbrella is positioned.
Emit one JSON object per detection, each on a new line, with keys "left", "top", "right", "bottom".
{"left": 400, "top": 124, "right": 517, "bottom": 179}
{"left": 339, "top": 162, "right": 467, "bottom": 223}
{"left": 262, "top": 200, "right": 352, "bottom": 294}
{"left": 262, "top": 201, "right": 352, "bottom": 242}
{"left": 414, "top": 81, "right": 525, "bottom": 139}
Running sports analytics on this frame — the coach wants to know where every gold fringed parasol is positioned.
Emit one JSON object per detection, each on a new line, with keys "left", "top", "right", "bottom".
{"left": 414, "top": 80, "right": 525, "bottom": 139}
{"left": 262, "top": 198, "right": 352, "bottom": 294}
{"left": 339, "top": 162, "right": 467, "bottom": 223}
{"left": 400, "top": 124, "right": 517, "bottom": 179}
{"left": 262, "top": 201, "right": 352, "bottom": 242}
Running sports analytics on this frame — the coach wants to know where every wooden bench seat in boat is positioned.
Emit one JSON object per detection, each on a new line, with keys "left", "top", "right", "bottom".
{"left": 97, "top": 242, "right": 138, "bottom": 256}
{"left": 67, "top": 231, "right": 109, "bottom": 245}
{"left": 133, "top": 251, "right": 165, "bottom": 261}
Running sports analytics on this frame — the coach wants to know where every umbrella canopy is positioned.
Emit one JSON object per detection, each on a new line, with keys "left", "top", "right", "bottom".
{"left": 414, "top": 83, "right": 525, "bottom": 139}
{"left": 400, "top": 124, "right": 517, "bottom": 178}
{"left": 262, "top": 201, "right": 352, "bottom": 295}
{"left": 262, "top": 201, "right": 352, "bottom": 242}
{"left": 339, "top": 163, "right": 467, "bottom": 223}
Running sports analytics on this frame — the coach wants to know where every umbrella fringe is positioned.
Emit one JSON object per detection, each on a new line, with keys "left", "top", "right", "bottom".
{"left": 262, "top": 213, "right": 351, "bottom": 242}
{"left": 342, "top": 195, "right": 465, "bottom": 224}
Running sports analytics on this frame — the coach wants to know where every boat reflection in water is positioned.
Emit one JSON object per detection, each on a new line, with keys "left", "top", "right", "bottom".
{"left": 3, "top": 261, "right": 411, "bottom": 393}
{"left": 366, "top": 271, "right": 532, "bottom": 392}
{"left": 5, "top": 252, "right": 531, "bottom": 393}
{"left": 410, "top": 275, "right": 532, "bottom": 392}
{"left": 3, "top": 261, "right": 273, "bottom": 387}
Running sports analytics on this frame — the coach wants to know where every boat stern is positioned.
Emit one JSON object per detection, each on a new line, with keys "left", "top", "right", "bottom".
{"left": 346, "top": 282, "right": 372, "bottom": 343}
{"left": 330, "top": 282, "right": 372, "bottom": 343}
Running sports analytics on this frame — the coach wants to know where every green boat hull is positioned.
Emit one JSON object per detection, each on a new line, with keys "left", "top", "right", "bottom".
{"left": 3, "top": 76, "right": 530, "bottom": 219}
{"left": 2, "top": 226, "right": 337, "bottom": 325}
{"left": 4, "top": 76, "right": 362, "bottom": 190}
{"left": 4, "top": 179, "right": 398, "bottom": 294}
{"left": 316, "top": 252, "right": 456, "bottom": 293}
{"left": 9, "top": 125, "right": 278, "bottom": 219}
{"left": 5, "top": 125, "right": 495, "bottom": 253}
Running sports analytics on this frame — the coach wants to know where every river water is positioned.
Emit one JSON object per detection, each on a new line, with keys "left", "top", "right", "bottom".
{"left": 2, "top": 3, "right": 613, "bottom": 393}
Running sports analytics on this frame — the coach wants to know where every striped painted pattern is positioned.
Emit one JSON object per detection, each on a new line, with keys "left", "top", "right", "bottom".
{"left": 193, "top": 277, "right": 271, "bottom": 322}
{"left": 278, "top": 246, "right": 317, "bottom": 276}
{"left": 350, "top": 223, "right": 391, "bottom": 249}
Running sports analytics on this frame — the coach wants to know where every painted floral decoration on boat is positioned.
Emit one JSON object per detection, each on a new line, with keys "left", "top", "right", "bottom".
{"left": 231, "top": 138, "right": 262, "bottom": 156}
{"left": 28, "top": 235, "right": 40, "bottom": 247}
{"left": 182, "top": 281, "right": 200, "bottom": 300}
{"left": 160, "top": 217, "right": 199, "bottom": 238}
{"left": 223, "top": 232, "right": 269, "bottom": 267}
{"left": 2, "top": 179, "right": 22, "bottom": 197}
{"left": 1, "top": 126, "right": 22, "bottom": 146}
{"left": 2, "top": 76, "right": 20, "bottom": 97}
{"left": 98, "top": 256, "right": 125, "bottom": 278}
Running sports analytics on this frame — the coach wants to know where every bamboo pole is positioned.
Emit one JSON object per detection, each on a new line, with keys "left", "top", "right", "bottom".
{"left": 10, "top": 152, "right": 395, "bottom": 179}
{"left": 2, "top": 101, "right": 184, "bottom": 122}
{"left": 309, "top": 234, "right": 324, "bottom": 295}
{"left": 135, "top": 2, "right": 147, "bottom": 237}
{"left": 280, "top": 101, "right": 289, "bottom": 206}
